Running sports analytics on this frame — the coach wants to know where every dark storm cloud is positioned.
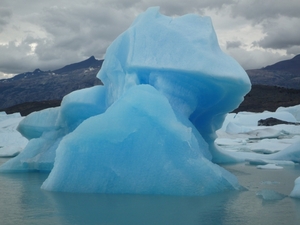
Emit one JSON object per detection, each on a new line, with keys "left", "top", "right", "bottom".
{"left": 227, "top": 0, "right": 300, "bottom": 62}
{"left": 254, "top": 17, "right": 300, "bottom": 50}
{"left": 142, "top": 0, "right": 234, "bottom": 15}
{"left": 0, "top": 7, "right": 12, "bottom": 32}
{"left": 30, "top": 4, "right": 135, "bottom": 61}
{"left": 226, "top": 40, "right": 242, "bottom": 49}
{"left": 0, "top": 41, "right": 36, "bottom": 74}
{"left": 230, "top": 0, "right": 300, "bottom": 22}
{"left": 0, "top": 1, "right": 137, "bottom": 75}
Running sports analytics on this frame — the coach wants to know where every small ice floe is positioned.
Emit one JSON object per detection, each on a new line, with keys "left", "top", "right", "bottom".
{"left": 277, "top": 105, "right": 300, "bottom": 121}
{"left": 224, "top": 122, "right": 254, "bottom": 135}
{"left": 0, "top": 112, "right": 28, "bottom": 158}
{"left": 257, "top": 164, "right": 283, "bottom": 169}
{"left": 247, "top": 128, "right": 289, "bottom": 140}
{"left": 256, "top": 189, "right": 286, "bottom": 201}
{"left": 214, "top": 138, "right": 246, "bottom": 146}
{"left": 249, "top": 139, "right": 292, "bottom": 154}
{"left": 0, "top": 146, "right": 21, "bottom": 158}
{"left": 261, "top": 181, "right": 280, "bottom": 185}
{"left": 290, "top": 177, "right": 300, "bottom": 199}
{"left": 246, "top": 159, "right": 295, "bottom": 166}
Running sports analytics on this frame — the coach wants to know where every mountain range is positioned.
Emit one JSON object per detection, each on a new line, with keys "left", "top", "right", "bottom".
{"left": 0, "top": 56, "right": 103, "bottom": 112}
{"left": 1, "top": 54, "right": 300, "bottom": 115}
{"left": 247, "top": 54, "right": 300, "bottom": 89}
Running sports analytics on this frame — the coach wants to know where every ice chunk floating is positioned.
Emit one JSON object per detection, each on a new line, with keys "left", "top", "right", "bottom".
{"left": 290, "top": 177, "right": 300, "bottom": 199}
{"left": 1, "top": 7, "right": 251, "bottom": 195}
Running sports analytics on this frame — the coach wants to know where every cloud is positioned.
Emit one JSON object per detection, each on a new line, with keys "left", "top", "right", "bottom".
{"left": 254, "top": 16, "right": 300, "bottom": 50}
{"left": 230, "top": 0, "right": 300, "bottom": 22}
{"left": 0, "top": 0, "right": 299, "bottom": 79}
{"left": 286, "top": 46, "right": 300, "bottom": 55}
{"left": 104, "top": 0, "right": 234, "bottom": 15}
{"left": 0, "top": 1, "right": 138, "bottom": 75}
{"left": 30, "top": 4, "right": 136, "bottom": 61}
{"left": 0, "top": 7, "right": 12, "bottom": 32}
{"left": 226, "top": 40, "right": 242, "bottom": 49}
{"left": 149, "top": 0, "right": 234, "bottom": 16}
{"left": 225, "top": 47, "right": 289, "bottom": 70}
{"left": 0, "top": 41, "right": 37, "bottom": 73}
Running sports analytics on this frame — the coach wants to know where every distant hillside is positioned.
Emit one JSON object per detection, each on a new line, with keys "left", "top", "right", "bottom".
{"left": 246, "top": 54, "right": 300, "bottom": 89}
{"left": 0, "top": 56, "right": 103, "bottom": 110}
{"left": 234, "top": 85, "right": 300, "bottom": 113}
{"left": 53, "top": 56, "right": 103, "bottom": 74}
{"left": 5, "top": 84, "right": 300, "bottom": 116}
{"left": 263, "top": 54, "right": 300, "bottom": 74}
{"left": 1, "top": 54, "right": 300, "bottom": 115}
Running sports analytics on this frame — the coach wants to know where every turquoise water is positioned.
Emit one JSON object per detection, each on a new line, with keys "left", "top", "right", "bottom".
{"left": 0, "top": 158, "right": 300, "bottom": 225}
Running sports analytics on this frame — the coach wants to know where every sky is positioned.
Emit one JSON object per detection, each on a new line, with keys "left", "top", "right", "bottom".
{"left": 0, "top": 0, "right": 300, "bottom": 79}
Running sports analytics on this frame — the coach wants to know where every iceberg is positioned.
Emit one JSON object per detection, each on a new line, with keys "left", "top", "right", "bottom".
{"left": 42, "top": 85, "right": 240, "bottom": 195}
{"left": 256, "top": 164, "right": 283, "bottom": 170}
{"left": 256, "top": 189, "right": 286, "bottom": 201}
{"left": 0, "top": 7, "right": 251, "bottom": 195}
{"left": 277, "top": 105, "right": 300, "bottom": 121}
{"left": 215, "top": 108, "right": 300, "bottom": 163}
{"left": 290, "top": 177, "right": 300, "bottom": 199}
{"left": 0, "top": 112, "right": 28, "bottom": 158}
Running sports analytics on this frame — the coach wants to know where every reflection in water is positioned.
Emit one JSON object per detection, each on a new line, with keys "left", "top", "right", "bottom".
{"left": 0, "top": 158, "right": 299, "bottom": 225}
{"left": 44, "top": 191, "right": 238, "bottom": 225}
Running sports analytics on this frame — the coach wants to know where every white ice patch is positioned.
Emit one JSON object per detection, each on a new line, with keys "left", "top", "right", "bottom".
{"left": 257, "top": 164, "right": 283, "bottom": 170}
{"left": 0, "top": 112, "right": 28, "bottom": 157}
{"left": 256, "top": 189, "right": 286, "bottom": 200}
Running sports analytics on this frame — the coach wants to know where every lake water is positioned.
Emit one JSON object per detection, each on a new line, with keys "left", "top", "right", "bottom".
{"left": 0, "top": 158, "right": 300, "bottom": 225}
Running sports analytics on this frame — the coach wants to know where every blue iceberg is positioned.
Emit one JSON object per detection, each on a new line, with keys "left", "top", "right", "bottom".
{"left": 0, "top": 7, "right": 251, "bottom": 195}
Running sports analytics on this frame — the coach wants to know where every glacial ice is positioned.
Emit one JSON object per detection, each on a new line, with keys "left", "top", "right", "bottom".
{"left": 1, "top": 7, "right": 251, "bottom": 195}
{"left": 0, "top": 112, "right": 28, "bottom": 157}
{"left": 277, "top": 104, "right": 300, "bottom": 121}
{"left": 17, "top": 107, "right": 61, "bottom": 140}
{"left": 290, "top": 177, "right": 300, "bottom": 198}
{"left": 1, "top": 7, "right": 300, "bottom": 197}
{"left": 214, "top": 109, "right": 300, "bottom": 163}
{"left": 42, "top": 85, "right": 240, "bottom": 194}
{"left": 256, "top": 189, "right": 286, "bottom": 201}
{"left": 42, "top": 7, "right": 253, "bottom": 195}
{"left": 246, "top": 159, "right": 295, "bottom": 166}
{"left": 257, "top": 164, "right": 283, "bottom": 170}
